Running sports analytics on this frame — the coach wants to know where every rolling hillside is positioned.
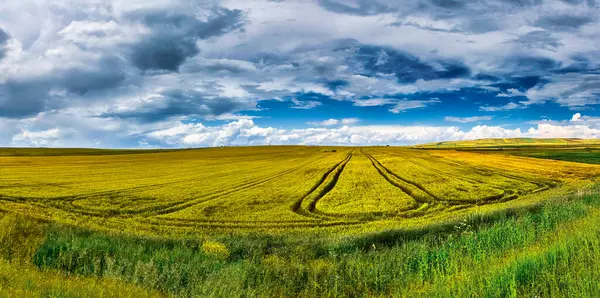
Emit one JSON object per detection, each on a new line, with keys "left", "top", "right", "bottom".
{"left": 415, "top": 138, "right": 600, "bottom": 148}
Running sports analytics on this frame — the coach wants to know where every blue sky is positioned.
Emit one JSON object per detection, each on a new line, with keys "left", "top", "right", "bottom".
{"left": 0, "top": 0, "right": 599, "bottom": 147}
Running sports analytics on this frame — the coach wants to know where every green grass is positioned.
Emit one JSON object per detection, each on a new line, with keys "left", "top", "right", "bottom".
{"left": 0, "top": 187, "right": 597, "bottom": 297}
{"left": 512, "top": 149, "right": 600, "bottom": 164}
{"left": 0, "top": 260, "right": 163, "bottom": 298}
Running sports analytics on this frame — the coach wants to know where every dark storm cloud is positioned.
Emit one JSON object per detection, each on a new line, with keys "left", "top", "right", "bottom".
{"left": 317, "top": 0, "right": 393, "bottom": 16}
{"left": 131, "top": 37, "right": 198, "bottom": 72}
{"left": 0, "top": 80, "right": 49, "bottom": 118}
{"left": 502, "top": 56, "right": 560, "bottom": 77}
{"left": 128, "top": 8, "right": 246, "bottom": 72}
{"left": 0, "top": 5, "right": 245, "bottom": 119}
{"left": 355, "top": 45, "right": 470, "bottom": 83}
{"left": 473, "top": 73, "right": 502, "bottom": 82}
{"left": 323, "top": 79, "right": 349, "bottom": 91}
{"left": 429, "top": 0, "right": 466, "bottom": 9}
{"left": 0, "top": 29, "right": 8, "bottom": 43}
{"left": 510, "top": 30, "right": 563, "bottom": 51}
{"left": 499, "top": 0, "right": 542, "bottom": 6}
{"left": 557, "top": 56, "right": 599, "bottom": 74}
{"left": 101, "top": 89, "right": 251, "bottom": 122}
{"left": 559, "top": 0, "right": 595, "bottom": 5}
{"left": 535, "top": 14, "right": 593, "bottom": 30}
{"left": 0, "top": 28, "right": 9, "bottom": 60}
{"left": 0, "top": 56, "right": 126, "bottom": 118}
{"left": 60, "top": 56, "right": 126, "bottom": 95}
{"left": 512, "top": 76, "right": 547, "bottom": 89}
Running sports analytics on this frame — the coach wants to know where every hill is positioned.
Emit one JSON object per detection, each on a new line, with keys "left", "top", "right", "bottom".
{"left": 414, "top": 138, "right": 600, "bottom": 148}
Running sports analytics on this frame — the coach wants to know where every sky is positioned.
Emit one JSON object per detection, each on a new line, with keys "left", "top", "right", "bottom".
{"left": 0, "top": 0, "right": 599, "bottom": 148}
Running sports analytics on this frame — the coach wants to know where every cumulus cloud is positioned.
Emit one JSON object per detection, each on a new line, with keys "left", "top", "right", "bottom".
{"left": 127, "top": 7, "right": 246, "bottom": 72}
{"left": 144, "top": 119, "right": 498, "bottom": 147}
{"left": 12, "top": 128, "right": 63, "bottom": 147}
{"left": 529, "top": 123, "right": 600, "bottom": 139}
{"left": 100, "top": 89, "right": 255, "bottom": 122}
{"left": 141, "top": 114, "right": 600, "bottom": 147}
{"left": 2, "top": 112, "right": 598, "bottom": 148}
{"left": 0, "top": 0, "right": 599, "bottom": 147}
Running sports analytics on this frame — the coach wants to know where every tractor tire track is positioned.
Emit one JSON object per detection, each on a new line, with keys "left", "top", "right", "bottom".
{"left": 365, "top": 152, "right": 523, "bottom": 207}
{"left": 393, "top": 157, "right": 519, "bottom": 205}
{"left": 140, "top": 217, "right": 361, "bottom": 230}
{"left": 15, "top": 154, "right": 332, "bottom": 219}
{"left": 144, "top": 153, "right": 335, "bottom": 218}
{"left": 362, "top": 149, "right": 433, "bottom": 207}
{"left": 368, "top": 150, "right": 552, "bottom": 206}
{"left": 433, "top": 157, "right": 559, "bottom": 193}
{"left": 291, "top": 150, "right": 354, "bottom": 220}
{"left": 363, "top": 152, "right": 449, "bottom": 205}
{"left": 299, "top": 150, "right": 425, "bottom": 221}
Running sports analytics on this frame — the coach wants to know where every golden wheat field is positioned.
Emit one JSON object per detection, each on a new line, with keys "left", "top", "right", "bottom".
{"left": 1, "top": 145, "right": 598, "bottom": 237}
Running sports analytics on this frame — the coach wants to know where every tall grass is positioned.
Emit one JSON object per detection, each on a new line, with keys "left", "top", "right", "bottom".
{"left": 9, "top": 191, "right": 592, "bottom": 297}
{"left": 0, "top": 213, "right": 45, "bottom": 263}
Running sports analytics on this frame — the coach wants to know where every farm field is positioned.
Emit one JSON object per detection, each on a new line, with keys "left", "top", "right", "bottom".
{"left": 1, "top": 143, "right": 600, "bottom": 297}
{"left": 2, "top": 145, "right": 598, "bottom": 235}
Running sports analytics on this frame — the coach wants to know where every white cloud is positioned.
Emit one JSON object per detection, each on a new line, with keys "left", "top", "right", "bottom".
{"left": 341, "top": 118, "right": 360, "bottom": 125}
{"left": 479, "top": 102, "right": 522, "bottom": 112}
{"left": 479, "top": 86, "right": 501, "bottom": 92}
{"left": 1, "top": 0, "right": 600, "bottom": 148}
{"left": 147, "top": 120, "right": 518, "bottom": 147}
{"left": 12, "top": 128, "right": 63, "bottom": 147}
{"left": 4, "top": 113, "right": 600, "bottom": 148}
{"left": 389, "top": 98, "right": 440, "bottom": 113}
{"left": 290, "top": 98, "right": 322, "bottom": 109}
{"left": 571, "top": 113, "right": 582, "bottom": 122}
{"left": 145, "top": 120, "right": 468, "bottom": 146}
{"left": 351, "top": 97, "right": 440, "bottom": 113}
{"left": 307, "top": 119, "right": 340, "bottom": 126}
{"left": 496, "top": 88, "right": 525, "bottom": 97}
{"left": 353, "top": 98, "right": 397, "bottom": 107}
{"left": 308, "top": 118, "right": 361, "bottom": 126}
{"left": 528, "top": 123, "right": 600, "bottom": 139}
{"left": 141, "top": 114, "right": 600, "bottom": 147}
{"left": 444, "top": 116, "right": 493, "bottom": 123}
{"left": 524, "top": 74, "right": 600, "bottom": 109}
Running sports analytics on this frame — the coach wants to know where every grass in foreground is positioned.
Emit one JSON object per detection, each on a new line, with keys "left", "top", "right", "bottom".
{"left": 0, "top": 261, "right": 163, "bottom": 298}
{"left": 1, "top": 186, "right": 600, "bottom": 297}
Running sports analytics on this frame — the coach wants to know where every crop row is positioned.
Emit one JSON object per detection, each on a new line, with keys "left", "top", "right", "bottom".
{"left": 1, "top": 146, "right": 596, "bottom": 234}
